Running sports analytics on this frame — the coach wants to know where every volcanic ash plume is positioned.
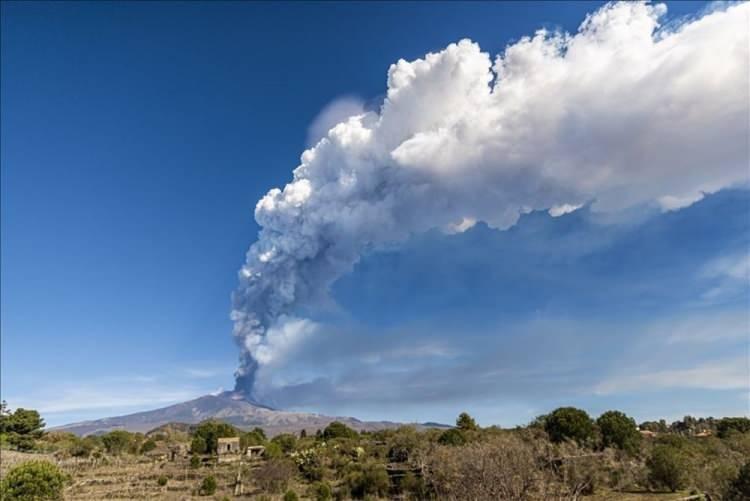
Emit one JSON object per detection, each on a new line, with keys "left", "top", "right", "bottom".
{"left": 231, "top": 1, "right": 749, "bottom": 397}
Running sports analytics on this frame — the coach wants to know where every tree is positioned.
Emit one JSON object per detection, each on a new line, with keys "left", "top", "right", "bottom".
{"left": 544, "top": 407, "right": 594, "bottom": 444}
{"left": 271, "top": 433, "right": 297, "bottom": 453}
{"left": 192, "top": 420, "right": 238, "bottom": 454}
{"left": 0, "top": 461, "right": 69, "bottom": 500}
{"left": 647, "top": 445, "right": 687, "bottom": 492}
{"left": 240, "top": 429, "right": 265, "bottom": 448}
{"left": 139, "top": 439, "right": 157, "bottom": 454}
{"left": 717, "top": 417, "right": 750, "bottom": 438}
{"left": 438, "top": 428, "right": 466, "bottom": 446}
{"left": 726, "top": 461, "right": 750, "bottom": 501}
{"left": 322, "top": 421, "right": 358, "bottom": 440}
{"left": 456, "top": 412, "right": 479, "bottom": 431}
{"left": 596, "top": 410, "right": 640, "bottom": 454}
{"left": 191, "top": 435, "right": 208, "bottom": 454}
{"left": 2, "top": 407, "right": 46, "bottom": 451}
{"left": 101, "top": 430, "right": 132, "bottom": 455}
{"left": 283, "top": 490, "right": 299, "bottom": 501}
{"left": 299, "top": 429, "right": 307, "bottom": 439}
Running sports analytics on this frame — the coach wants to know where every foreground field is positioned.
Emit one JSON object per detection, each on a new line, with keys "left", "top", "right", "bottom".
{"left": 2, "top": 407, "right": 749, "bottom": 500}
{"left": 0, "top": 450, "right": 706, "bottom": 500}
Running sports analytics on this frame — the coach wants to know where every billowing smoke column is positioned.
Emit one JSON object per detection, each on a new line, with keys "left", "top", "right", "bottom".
{"left": 232, "top": 1, "right": 749, "bottom": 397}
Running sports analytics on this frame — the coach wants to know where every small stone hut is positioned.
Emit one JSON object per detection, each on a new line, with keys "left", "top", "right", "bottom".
{"left": 217, "top": 437, "right": 241, "bottom": 455}
{"left": 246, "top": 445, "right": 265, "bottom": 459}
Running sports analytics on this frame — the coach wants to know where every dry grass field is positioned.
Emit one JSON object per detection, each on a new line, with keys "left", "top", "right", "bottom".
{"left": 1, "top": 449, "right": 704, "bottom": 500}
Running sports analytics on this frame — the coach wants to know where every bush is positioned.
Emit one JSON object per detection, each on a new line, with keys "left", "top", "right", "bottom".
{"left": 322, "top": 421, "right": 358, "bottom": 440}
{"left": 283, "top": 490, "right": 299, "bottom": 501}
{"left": 596, "top": 410, "right": 640, "bottom": 454}
{"left": 190, "top": 455, "right": 201, "bottom": 468}
{"left": 157, "top": 475, "right": 168, "bottom": 486}
{"left": 200, "top": 475, "right": 217, "bottom": 496}
{"left": 309, "top": 481, "right": 333, "bottom": 501}
{"left": 647, "top": 445, "right": 687, "bottom": 492}
{"left": 545, "top": 407, "right": 594, "bottom": 444}
{"left": 438, "top": 428, "right": 466, "bottom": 446}
{"left": 140, "top": 439, "right": 157, "bottom": 454}
{"left": 256, "top": 459, "right": 296, "bottom": 493}
{"left": 344, "top": 462, "right": 389, "bottom": 499}
{"left": 0, "top": 461, "right": 69, "bottom": 500}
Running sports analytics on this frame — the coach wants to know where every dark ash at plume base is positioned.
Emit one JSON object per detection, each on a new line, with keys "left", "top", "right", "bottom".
{"left": 233, "top": 352, "right": 259, "bottom": 399}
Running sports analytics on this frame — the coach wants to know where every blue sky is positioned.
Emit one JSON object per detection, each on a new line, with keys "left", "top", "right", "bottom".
{"left": 2, "top": 1, "right": 747, "bottom": 427}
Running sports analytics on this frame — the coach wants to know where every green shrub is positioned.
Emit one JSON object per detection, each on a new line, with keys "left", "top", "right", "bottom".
{"left": 199, "top": 475, "right": 217, "bottom": 496}
{"left": 545, "top": 407, "right": 594, "bottom": 444}
{"left": 283, "top": 490, "right": 299, "bottom": 501}
{"left": 647, "top": 445, "right": 687, "bottom": 492}
{"left": 157, "top": 475, "right": 168, "bottom": 486}
{"left": 309, "top": 481, "right": 333, "bottom": 501}
{"left": 596, "top": 410, "right": 640, "bottom": 454}
{"left": 190, "top": 455, "right": 201, "bottom": 468}
{"left": 438, "top": 428, "right": 466, "bottom": 446}
{"left": 344, "top": 462, "right": 389, "bottom": 499}
{"left": 0, "top": 461, "right": 69, "bottom": 500}
{"left": 140, "top": 439, "right": 157, "bottom": 454}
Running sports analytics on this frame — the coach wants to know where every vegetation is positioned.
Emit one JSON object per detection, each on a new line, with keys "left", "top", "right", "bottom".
{"left": 544, "top": 407, "right": 595, "bottom": 444}
{"left": 2, "top": 401, "right": 749, "bottom": 499}
{"left": 596, "top": 410, "right": 640, "bottom": 454}
{"left": 0, "top": 461, "right": 69, "bottom": 500}
{"left": 199, "top": 474, "right": 217, "bottom": 495}
{"left": 647, "top": 444, "right": 687, "bottom": 492}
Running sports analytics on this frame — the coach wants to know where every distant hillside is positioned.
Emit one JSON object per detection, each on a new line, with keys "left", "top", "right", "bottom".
{"left": 53, "top": 391, "right": 450, "bottom": 436}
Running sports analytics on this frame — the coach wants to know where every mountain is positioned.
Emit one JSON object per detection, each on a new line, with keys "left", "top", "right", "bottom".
{"left": 54, "top": 391, "right": 447, "bottom": 436}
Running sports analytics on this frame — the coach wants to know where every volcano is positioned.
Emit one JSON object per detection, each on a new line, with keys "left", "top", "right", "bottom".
{"left": 54, "top": 392, "right": 439, "bottom": 436}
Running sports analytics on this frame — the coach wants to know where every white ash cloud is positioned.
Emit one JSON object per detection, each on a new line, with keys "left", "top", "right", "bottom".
{"left": 232, "top": 1, "right": 749, "bottom": 396}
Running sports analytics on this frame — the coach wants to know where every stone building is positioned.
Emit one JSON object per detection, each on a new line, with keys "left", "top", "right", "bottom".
{"left": 217, "top": 437, "right": 241, "bottom": 455}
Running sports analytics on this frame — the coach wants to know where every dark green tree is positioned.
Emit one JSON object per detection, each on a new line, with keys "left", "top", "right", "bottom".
{"left": 322, "top": 421, "right": 358, "bottom": 440}
{"left": 438, "top": 428, "right": 466, "bottom": 446}
{"left": 192, "top": 420, "right": 238, "bottom": 454}
{"left": 726, "top": 461, "right": 750, "bottom": 500}
{"left": 717, "top": 417, "right": 750, "bottom": 438}
{"left": 596, "top": 410, "right": 640, "bottom": 453}
{"left": 271, "top": 433, "right": 297, "bottom": 453}
{"left": 456, "top": 412, "right": 478, "bottom": 431}
{"left": 647, "top": 445, "right": 687, "bottom": 492}
{"left": 101, "top": 430, "right": 132, "bottom": 455}
{"left": 544, "top": 407, "right": 594, "bottom": 444}
{"left": 0, "top": 461, "right": 69, "bottom": 500}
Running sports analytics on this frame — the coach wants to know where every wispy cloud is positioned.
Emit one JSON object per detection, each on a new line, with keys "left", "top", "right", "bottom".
{"left": 593, "top": 357, "right": 749, "bottom": 395}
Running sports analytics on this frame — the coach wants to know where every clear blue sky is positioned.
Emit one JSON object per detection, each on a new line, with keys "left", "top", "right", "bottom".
{"left": 3, "top": 1, "right": 746, "bottom": 427}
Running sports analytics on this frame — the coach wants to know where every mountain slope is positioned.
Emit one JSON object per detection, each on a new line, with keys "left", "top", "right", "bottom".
{"left": 54, "top": 392, "right": 435, "bottom": 436}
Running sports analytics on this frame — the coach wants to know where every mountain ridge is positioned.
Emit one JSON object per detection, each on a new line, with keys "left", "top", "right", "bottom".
{"left": 53, "top": 391, "right": 449, "bottom": 436}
